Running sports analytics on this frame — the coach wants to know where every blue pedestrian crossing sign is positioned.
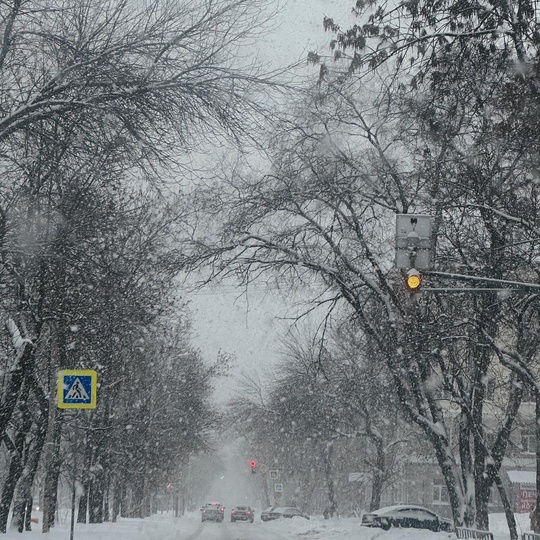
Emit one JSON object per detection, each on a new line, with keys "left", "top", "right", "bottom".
{"left": 57, "top": 370, "right": 97, "bottom": 409}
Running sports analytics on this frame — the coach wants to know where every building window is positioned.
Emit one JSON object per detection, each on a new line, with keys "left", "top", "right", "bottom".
{"left": 433, "top": 480, "right": 450, "bottom": 505}
{"left": 521, "top": 431, "right": 536, "bottom": 454}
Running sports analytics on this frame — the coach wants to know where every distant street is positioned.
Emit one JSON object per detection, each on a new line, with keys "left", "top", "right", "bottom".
{"left": 184, "top": 520, "right": 291, "bottom": 540}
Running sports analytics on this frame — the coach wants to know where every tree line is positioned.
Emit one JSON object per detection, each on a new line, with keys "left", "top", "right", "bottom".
{"left": 0, "top": 0, "right": 274, "bottom": 533}
{"left": 1, "top": 0, "right": 539, "bottom": 536}
{"left": 182, "top": 0, "right": 540, "bottom": 537}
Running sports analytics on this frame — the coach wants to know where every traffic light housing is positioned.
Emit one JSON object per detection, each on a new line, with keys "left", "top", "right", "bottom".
{"left": 405, "top": 268, "right": 422, "bottom": 292}
{"left": 250, "top": 460, "right": 256, "bottom": 473}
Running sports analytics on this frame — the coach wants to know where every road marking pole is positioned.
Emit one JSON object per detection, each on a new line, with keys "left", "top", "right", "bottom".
{"left": 57, "top": 370, "right": 98, "bottom": 540}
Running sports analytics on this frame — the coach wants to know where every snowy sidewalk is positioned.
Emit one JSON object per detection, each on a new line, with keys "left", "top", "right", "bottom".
{"left": 0, "top": 512, "right": 532, "bottom": 539}
{"left": 488, "top": 512, "right": 533, "bottom": 540}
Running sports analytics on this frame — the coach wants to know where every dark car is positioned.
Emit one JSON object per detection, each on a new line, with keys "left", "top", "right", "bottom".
{"left": 201, "top": 502, "right": 225, "bottom": 522}
{"left": 260, "top": 506, "right": 310, "bottom": 521}
{"left": 230, "top": 505, "right": 254, "bottom": 523}
{"left": 361, "top": 504, "right": 453, "bottom": 532}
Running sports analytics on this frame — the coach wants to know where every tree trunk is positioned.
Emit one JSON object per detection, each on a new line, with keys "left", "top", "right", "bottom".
{"left": 24, "top": 497, "right": 32, "bottom": 532}
{"left": 120, "top": 483, "right": 129, "bottom": 518}
{"left": 536, "top": 388, "right": 540, "bottom": 533}
{"left": 41, "top": 408, "right": 63, "bottom": 532}
{"left": 369, "top": 441, "right": 385, "bottom": 512}
{"left": 11, "top": 386, "right": 48, "bottom": 532}
{"left": 112, "top": 479, "right": 121, "bottom": 522}
{"left": 430, "top": 430, "right": 471, "bottom": 527}
{"left": 11, "top": 492, "right": 28, "bottom": 533}
{"left": 474, "top": 479, "right": 490, "bottom": 532}
{"left": 131, "top": 480, "right": 144, "bottom": 518}
{"left": 143, "top": 480, "right": 151, "bottom": 518}
{"left": 77, "top": 483, "right": 89, "bottom": 524}
{"left": 365, "top": 422, "right": 386, "bottom": 512}
{"left": 261, "top": 474, "right": 271, "bottom": 508}
{"left": 12, "top": 419, "right": 48, "bottom": 532}
{"left": 494, "top": 473, "right": 517, "bottom": 540}
{"left": 0, "top": 439, "right": 23, "bottom": 532}
{"left": 89, "top": 475, "right": 104, "bottom": 523}
{"left": 472, "top": 350, "right": 490, "bottom": 530}
{"left": 88, "top": 406, "right": 109, "bottom": 523}
{"left": 41, "top": 332, "right": 62, "bottom": 534}
{"left": 103, "top": 472, "right": 110, "bottom": 522}
{"left": 0, "top": 384, "right": 32, "bottom": 533}
{"left": 323, "top": 441, "right": 337, "bottom": 515}
{"left": 0, "top": 344, "right": 32, "bottom": 443}
{"left": 77, "top": 432, "right": 93, "bottom": 524}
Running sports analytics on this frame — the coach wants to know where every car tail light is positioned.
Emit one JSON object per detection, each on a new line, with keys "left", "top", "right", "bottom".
{"left": 246, "top": 511, "right": 251, "bottom": 515}
{"left": 220, "top": 507, "right": 224, "bottom": 512}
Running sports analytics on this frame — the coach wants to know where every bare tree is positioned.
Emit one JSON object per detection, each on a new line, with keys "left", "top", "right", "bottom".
{"left": 0, "top": 0, "right": 279, "bottom": 152}
{"left": 180, "top": 73, "right": 539, "bottom": 533}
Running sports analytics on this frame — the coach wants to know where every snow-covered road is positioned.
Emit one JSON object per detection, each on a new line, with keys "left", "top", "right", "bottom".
{"left": 1, "top": 512, "right": 457, "bottom": 540}
{"left": 184, "top": 520, "right": 294, "bottom": 540}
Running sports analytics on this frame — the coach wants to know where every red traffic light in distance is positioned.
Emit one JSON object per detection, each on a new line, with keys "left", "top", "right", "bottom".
{"left": 405, "top": 268, "right": 422, "bottom": 291}
{"left": 250, "top": 460, "right": 256, "bottom": 468}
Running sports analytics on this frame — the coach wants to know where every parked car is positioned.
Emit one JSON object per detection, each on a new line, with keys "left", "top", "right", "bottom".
{"left": 201, "top": 502, "right": 225, "bottom": 522}
{"left": 261, "top": 506, "right": 275, "bottom": 521}
{"left": 260, "top": 506, "right": 310, "bottom": 521}
{"left": 230, "top": 505, "right": 254, "bottom": 523}
{"left": 361, "top": 504, "right": 453, "bottom": 532}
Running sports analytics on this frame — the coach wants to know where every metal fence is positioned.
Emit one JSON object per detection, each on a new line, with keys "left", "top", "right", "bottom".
{"left": 455, "top": 526, "right": 540, "bottom": 540}
{"left": 455, "top": 527, "right": 494, "bottom": 539}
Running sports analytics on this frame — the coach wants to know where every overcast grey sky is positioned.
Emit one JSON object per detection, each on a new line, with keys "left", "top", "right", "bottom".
{"left": 187, "top": 1, "right": 355, "bottom": 402}
{"left": 189, "top": 285, "right": 296, "bottom": 402}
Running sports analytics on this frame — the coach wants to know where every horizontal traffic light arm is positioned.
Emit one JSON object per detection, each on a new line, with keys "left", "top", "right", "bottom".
{"left": 420, "top": 287, "right": 527, "bottom": 293}
{"left": 425, "top": 271, "right": 540, "bottom": 293}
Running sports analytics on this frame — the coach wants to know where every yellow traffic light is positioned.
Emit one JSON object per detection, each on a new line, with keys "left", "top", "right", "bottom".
{"left": 405, "top": 269, "right": 422, "bottom": 291}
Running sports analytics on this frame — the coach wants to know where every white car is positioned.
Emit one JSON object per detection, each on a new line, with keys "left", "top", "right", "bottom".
{"left": 361, "top": 504, "right": 453, "bottom": 532}
{"left": 260, "top": 506, "right": 310, "bottom": 521}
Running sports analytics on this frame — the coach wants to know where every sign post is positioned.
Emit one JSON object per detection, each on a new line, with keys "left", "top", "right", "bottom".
{"left": 57, "top": 370, "right": 98, "bottom": 540}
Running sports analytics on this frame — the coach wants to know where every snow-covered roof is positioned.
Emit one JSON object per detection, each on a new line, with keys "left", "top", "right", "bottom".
{"left": 507, "top": 470, "right": 536, "bottom": 485}
{"left": 369, "top": 505, "right": 434, "bottom": 516}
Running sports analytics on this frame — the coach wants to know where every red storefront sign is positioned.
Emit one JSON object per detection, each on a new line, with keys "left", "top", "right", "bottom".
{"left": 518, "top": 484, "right": 537, "bottom": 513}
